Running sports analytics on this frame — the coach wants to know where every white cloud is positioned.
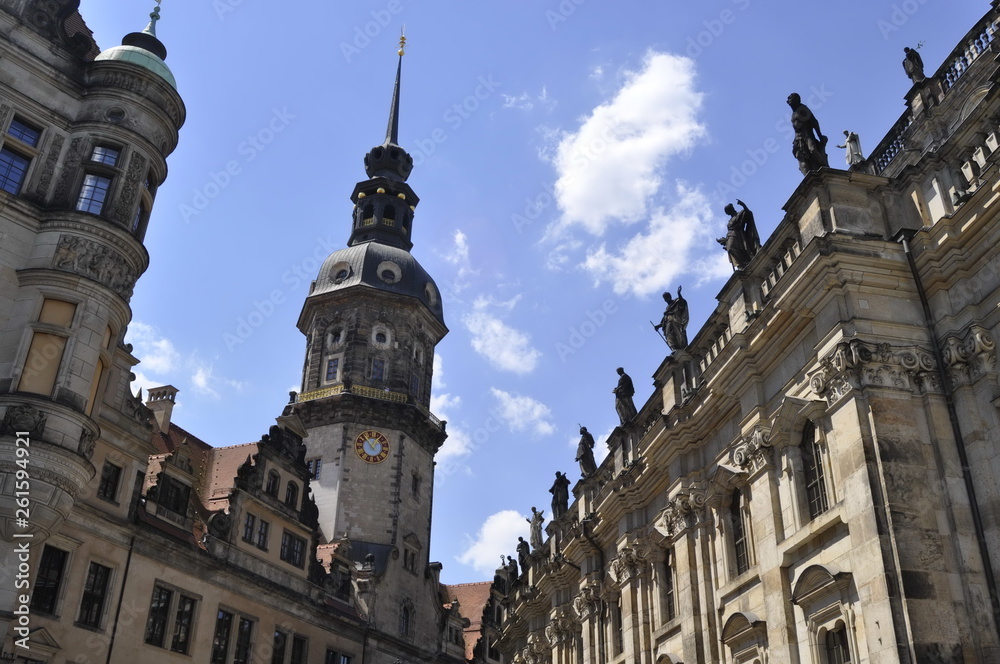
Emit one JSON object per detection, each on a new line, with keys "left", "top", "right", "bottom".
{"left": 432, "top": 352, "right": 445, "bottom": 389}
{"left": 127, "top": 321, "right": 179, "bottom": 374}
{"left": 431, "top": 391, "right": 474, "bottom": 476}
{"left": 190, "top": 363, "right": 245, "bottom": 399}
{"left": 457, "top": 510, "right": 530, "bottom": 575}
{"left": 124, "top": 322, "right": 244, "bottom": 402}
{"left": 546, "top": 51, "right": 706, "bottom": 237}
{"left": 503, "top": 88, "right": 556, "bottom": 113}
{"left": 463, "top": 297, "right": 541, "bottom": 375}
{"left": 490, "top": 388, "right": 555, "bottom": 435}
{"left": 580, "top": 184, "right": 720, "bottom": 297}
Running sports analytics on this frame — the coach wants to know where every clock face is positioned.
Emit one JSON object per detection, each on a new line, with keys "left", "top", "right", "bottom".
{"left": 355, "top": 430, "right": 390, "bottom": 464}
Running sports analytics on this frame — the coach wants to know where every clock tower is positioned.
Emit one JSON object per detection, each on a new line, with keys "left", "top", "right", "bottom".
{"left": 290, "top": 40, "right": 449, "bottom": 650}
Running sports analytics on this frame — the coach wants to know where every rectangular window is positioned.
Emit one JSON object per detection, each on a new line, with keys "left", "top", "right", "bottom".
{"left": 802, "top": 422, "right": 830, "bottom": 520}
{"left": 210, "top": 610, "right": 233, "bottom": 664}
{"left": 171, "top": 595, "right": 196, "bottom": 654}
{"left": 371, "top": 358, "right": 385, "bottom": 381}
{"left": 144, "top": 586, "right": 172, "bottom": 647}
{"left": 663, "top": 553, "right": 676, "bottom": 622}
{"left": 242, "top": 513, "right": 256, "bottom": 543}
{"left": 8, "top": 118, "right": 40, "bottom": 146}
{"left": 280, "top": 532, "right": 306, "bottom": 568}
{"left": 325, "top": 357, "right": 339, "bottom": 382}
{"left": 272, "top": 631, "right": 288, "bottom": 664}
{"left": 18, "top": 332, "right": 67, "bottom": 395}
{"left": 97, "top": 460, "right": 122, "bottom": 503}
{"left": 132, "top": 201, "right": 147, "bottom": 233}
{"left": 77, "top": 562, "right": 112, "bottom": 628}
{"left": 731, "top": 491, "right": 750, "bottom": 576}
{"left": 157, "top": 475, "right": 191, "bottom": 523}
{"left": 39, "top": 298, "right": 76, "bottom": 326}
{"left": 256, "top": 519, "right": 270, "bottom": 550}
{"left": 290, "top": 635, "right": 308, "bottom": 664}
{"left": 307, "top": 458, "right": 322, "bottom": 480}
{"left": 86, "top": 358, "right": 105, "bottom": 417}
{"left": 326, "top": 650, "right": 339, "bottom": 664}
{"left": 0, "top": 147, "right": 30, "bottom": 194}
{"left": 409, "top": 373, "right": 420, "bottom": 399}
{"left": 30, "top": 545, "right": 68, "bottom": 614}
{"left": 233, "top": 617, "right": 254, "bottom": 664}
{"left": 76, "top": 173, "right": 112, "bottom": 214}
{"left": 91, "top": 145, "right": 120, "bottom": 167}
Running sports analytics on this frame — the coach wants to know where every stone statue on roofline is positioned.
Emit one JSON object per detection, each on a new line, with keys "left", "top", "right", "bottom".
{"left": 576, "top": 426, "right": 598, "bottom": 477}
{"left": 613, "top": 367, "right": 637, "bottom": 425}
{"left": 527, "top": 507, "right": 545, "bottom": 549}
{"left": 836, "top": 130, "right": 864, "bottom": 167}
{"left": 718, "top": 200, "right": 761, "bottom": 271}
{"left": 654, "top": 287, "right": 690, "bottom": 350}
{"left": 903, "top": 46, "right": 926, "bottom": 84}
{"left": 550, "top": 471, "right": 570, "bottom": 519}
{"left": 516, "top": 537, "right": 530, "bottom": 570}
{"left": 787, "top": 92, "right": 829, "bottom": 175}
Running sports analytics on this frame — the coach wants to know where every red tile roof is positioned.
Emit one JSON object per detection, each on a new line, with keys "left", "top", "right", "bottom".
{"left": 443, "top": 581, "right": 493, "bottom": 660}
{"left": 63, "top": 10, "right": 100, "bottom": 60}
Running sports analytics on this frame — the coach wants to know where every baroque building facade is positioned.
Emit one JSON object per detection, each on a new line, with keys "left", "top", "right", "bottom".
{"left": 500, "top": 4, "right": 1000, "bottom": 664}
{"left": 0, "top": 3, "right": 486, "bottom": 664}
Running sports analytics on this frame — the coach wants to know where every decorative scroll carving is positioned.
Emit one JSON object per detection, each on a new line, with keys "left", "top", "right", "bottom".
{"left": 545, "top": 606, "right": 580, "bottom": 646}
{"left": 54, "top": 137, "right": 83, "bottom": 205}
{"left": 52, "top": 234, "right": 136, "bottom": 298}
{"left": 655, "top": 488, "right": 708, "bottom": 537}
{"left": 730, "top": 425, "right": 773, "bottom": 472}
{"left": 34, "top": 134, "right": 64, "bottom": 202}
{"left": 609, "top": 544, "right": 652, "bottom": 586}
{"left": 573, "top": 583, "right": 601, "bottom": 621}
{"left": 941, "top": 325, "right": 997, "bottom": 384}
{"left": 112, "top": 151, "right": 147, "bottom": 225}
{"left": 809, "top": 338, "right": 938, "bottom": 401}
{"left": 0, "top": 403, "right": 47, "bottom": 436}
{"left": 0, "top": 104, "right": 11, "bottom": 130}
{"left": 811, "top": 330, "right": 997, "bottom": 402}
{"left": 123, "top": 386, "right": 153, "bottom": 429}
{"left": 520, "top": 631, "right": 549, "bottom": 664}
{"left": 77, "top": 428, "right": 95, "bottom": 460}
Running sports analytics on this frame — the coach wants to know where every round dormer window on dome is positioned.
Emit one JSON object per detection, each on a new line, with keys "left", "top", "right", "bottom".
{"left": 378, "top": 261, "right": 402, "bottom": 284}
{"left": 329, "top": 261, "right": 352, "bottom": 285}
{"left": 371, "top": 324, "right": 392, "bottom": 349}
{"left": 424, "top": 282, "right": 439, "bottom": 307}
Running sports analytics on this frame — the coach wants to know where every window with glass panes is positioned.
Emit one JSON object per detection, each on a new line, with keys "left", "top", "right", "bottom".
{"left": 171, "top": 595, "right": 196, "bottom": 653}
{"left": 144, "top": 586, "right": 172, "bottom": 646}
{"left": 76, "top": 173, "right": 112, "bottom": 214}
{"left": 30, "top": 545, "right": 68, "bottom": 614}
{"left": 280, "top": 532, "right": 305, "bottom": 567}
{"left": 8, "top": 118, "right": 40, "bottom": 145}
{"left": 233, "top": 617, "right": 254, "bottom": 664}
{"left": 802, "top": 421, "right": 830, "bottom": 520}
{"left": 731, "top": 490, "right": 750, "bottom": 576}
{"left": 290, "top": 635, "right": 308, "bottom": 664}
{"left": 663, "top": 550, "right": 676, "bottom": 621}
{"left": 210, "top": 610, "right": 233, "bottom": 664}
{"left": 272, "top": 631, "right": 287, "bottom": 664}
{"left": 826, "top": 626, "right": 852, "bottom": 663}
{"left": 97, "top": 461, "right": 122, "bottom": 502}
{"left": 256, "top": 519, "right": 270, "bottom": 550}
{"left": 90, "top": 145, "right": 119, "bottom": 166}
{"left": 77, "top": 562, "right": 112, "bottom": 627}
{"left": 242, "top": 513, "right": 256, "bottom": 543}
{"left": 0, "top": 147, "right": 30, "bottom": 194}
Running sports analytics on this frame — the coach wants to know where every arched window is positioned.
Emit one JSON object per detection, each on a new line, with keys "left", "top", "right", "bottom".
{"left": 362, "top": 203, "right": 374, "bottom": 226}
{"left": 825, "top": 624, "right": 851, "bottom": 663}
{"left": 265, "top": 470, "right": 279, "bottom": 497}
{"left": 284, "top": 481, "right": 298, "bottom": 509}
{"left": 731, "top": 489, "right": 750, "bottom": 576}
{"left": 383, "top": 204, "right": 396, "bottom": 226}
{"left": 802, "top": 421, "right": 829, "bottom": 520}
{"left": 399, "top": 603, "right": 413, "bottom": 636}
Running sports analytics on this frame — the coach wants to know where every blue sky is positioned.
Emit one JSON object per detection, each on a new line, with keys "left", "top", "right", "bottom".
{"left": 80, "top": 0, "right": 984, "bottom": 583}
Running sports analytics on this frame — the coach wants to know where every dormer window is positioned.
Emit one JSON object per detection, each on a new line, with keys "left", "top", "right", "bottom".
{"left": 284, "top": 481, "right": 298, "bottom": 509}
{"left": 265, "top": 470, "right": 280, "bottom": 497}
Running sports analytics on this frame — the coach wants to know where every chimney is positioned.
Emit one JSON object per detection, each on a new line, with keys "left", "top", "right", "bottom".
{"left": 146, "top": 385, "right": 179, "bottom": 432}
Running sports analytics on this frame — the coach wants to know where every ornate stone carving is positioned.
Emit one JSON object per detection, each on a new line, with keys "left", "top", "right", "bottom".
{"left": 1, "top": 403, "right": 47, "bottom": 436}
{"left": 0, "top": 104, "right": 11, "bottom": 131}
{"left": 77, "top": 428, "right": 96, "bottom": 460}
{"left": 545, "top": 606, "right": 579, "bottom": 646}
{"left": 941, "top": 325, "right": 997, "bottom": 385}
{"left": 34, "top": 134, "right": 64, "bottom": 201}
{"left": 730, "top": 425, "right": 773, "bottom": 472}
{"left": 53, "top": 234, "right": 136, "bottom": 299}
{"left": 207, "top": 511, "right": 231, "bottom": 539}
{"left": 54, "top": 136, "right": 83, "bottom": 205}
{"left": 655, "top": 488, "right": 707, "bottom": 537}
{"left": 811, "top": 330, "right": 997, "bottom": 402}
{"left": 112, "top": 151, "right": 147, "bottom": 225}
{"left": 609, "top": 544, "right": 651, "bottom": 586}
{"left": 123, "top": 387, "right": 153, "bottom": 429}
{"left": 809, "top": 338, "right": 938, "bottom": 401}
{"left": 573, "top": 583, "right": 601, "bottom": 621}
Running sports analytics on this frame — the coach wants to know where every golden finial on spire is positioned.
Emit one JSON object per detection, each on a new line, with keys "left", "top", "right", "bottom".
{"left": 398, "top": 27, "right": 406, "bottom": 57}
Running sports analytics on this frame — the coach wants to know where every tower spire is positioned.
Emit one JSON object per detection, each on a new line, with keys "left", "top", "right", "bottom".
{"left": 385, "top": 30, "right": 405, "bottom": 147}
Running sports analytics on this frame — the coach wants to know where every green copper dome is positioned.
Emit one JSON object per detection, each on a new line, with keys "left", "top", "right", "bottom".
{"left": 94, "top": 6, "right": 176, "bottom": 90}
{"left": 95, "top": 45, "right": 176, "bottom": 89}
